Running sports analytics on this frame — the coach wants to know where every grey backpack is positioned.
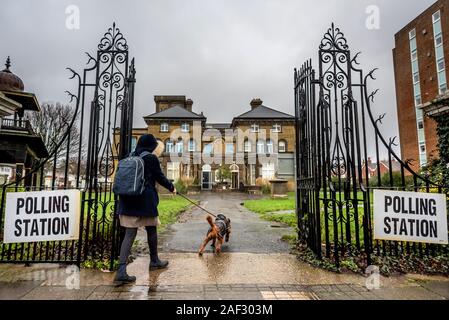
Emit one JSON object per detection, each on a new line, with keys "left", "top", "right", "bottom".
{"left": 113, "top": 151, "right": 151, "bottom": 196}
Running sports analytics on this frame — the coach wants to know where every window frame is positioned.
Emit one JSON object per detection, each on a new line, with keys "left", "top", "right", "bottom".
{"left": 271, "top": 123, "right": 282, "bottom": 133}
{"left": 250, "top": 123, "right": 260, "bottom": 133}
{"left": 433, "top": 11, "right": 441, "bottom": 24}
{"left": 176, "top": 139, "right": 184, "bottom": 153}
{"left": 435, "top": 33, "right": 443, "bottom": 47}
{"left": 244, "top": 140, "right": 252, "bottom": 153}
{"left": 415, "top": 94, "right": 422, "bottom": 107}
{"left": 413, "top": 71, "right": 420, "bottom": 84}
{"left": 181, "top": 122, "right": 190, "bottom": 132}
{"left": 257, "top": 140, "right": 265, "bottom": 154}
{"left": 167, "top": 162, "right": 180, "bottom": 181}
{"left": 261, "top": 162, "right": 275, "bottom": 180}
{"left": 203, "top": 143, "right": 213, "bottom": 154}
{"left": 188, "top": 139, "right": 196, "bottom": 152}
{"left": 437, "top": 57, "right": 445, "bottom": 73}
{"left": 266, "top": 139, "right": 274, "bottom": 154}
{"left": 419, "top": 143, "right": 426, "bottom": 154}
{"left": 160, "top": 122, "right": 169, "bottom": 132}
{"left": 417, "top": 120, "right": 424, "bottom": 130}
{"left": 278, "top": 140, "right": 287, "bottom": 153}
{"left": 225, "top": 143, "right": 234, "bottom": 154}
{"left": 165, "top": 139, "right": 174, "bottom": 153}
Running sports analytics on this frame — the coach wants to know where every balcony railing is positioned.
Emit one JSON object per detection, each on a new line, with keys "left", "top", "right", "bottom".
{"left": 0, "top": 118, "right": 35, "bottom": 135}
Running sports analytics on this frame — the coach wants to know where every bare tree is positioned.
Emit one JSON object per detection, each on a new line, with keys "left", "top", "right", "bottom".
{"left": 26, "top": 102, "right": 86, "bottom": 176}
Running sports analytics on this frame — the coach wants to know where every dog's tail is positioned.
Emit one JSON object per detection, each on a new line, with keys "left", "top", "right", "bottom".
{"left": 206, "top": 215, "right": 215, "bottom": 228}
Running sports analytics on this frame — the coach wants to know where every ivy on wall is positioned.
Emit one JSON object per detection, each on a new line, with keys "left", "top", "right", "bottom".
{"left": 435, "top": 113, "right": 449, "bottom": 188}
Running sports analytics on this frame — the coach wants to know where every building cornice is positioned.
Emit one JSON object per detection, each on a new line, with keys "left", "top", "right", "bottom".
{"left": 419, "top": 91, "right": 449, "bottom": 117}
{"left": 0, "top": 91, "right": 22, "bottom": 117}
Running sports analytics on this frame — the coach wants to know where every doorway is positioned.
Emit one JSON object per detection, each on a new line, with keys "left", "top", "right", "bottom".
{"left": 202, "top": 164, "right": 212, "bottom": 190}
{"left": 230, "top": 164, "right": 239, "bottom": 190}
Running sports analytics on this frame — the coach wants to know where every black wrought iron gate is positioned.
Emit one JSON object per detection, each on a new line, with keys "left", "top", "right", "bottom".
{"left": 0, "top": 23, "right": 135, "bottom": 269}
{"left": 295, "top": 24, "right": 448, "bottom": 268}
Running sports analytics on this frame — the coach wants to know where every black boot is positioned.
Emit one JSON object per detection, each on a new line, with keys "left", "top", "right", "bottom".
{"left": 114, "top": 263, "right": 136, "bottom": 285}
{"left": 149, "top": 258, "right": 169, "bottom": 271}
{"left": 146, "top": 226, "right": 169, "bottom": 271}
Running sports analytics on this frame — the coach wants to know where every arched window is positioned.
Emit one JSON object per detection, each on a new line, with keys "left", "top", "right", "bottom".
{"left": 165, "top": 139, "right": 174, "bottom": 153}
{"left": 188, "top": 139, "right": 196, "bottom": 152}
{"left": 203, "top": 143, "right": 213, "bottom": 154}
{"left": 266, "top": 139, "right": 274, "bottom": 154}
{"left": 176, "top": 139, "right": 184, "bottom": 153}
{"left": 244, "top": 140, "right": 252, "bottom": 153}
{"left": 225, "top": 143, "right": 234, "bottom": 154}
{"left": 257, "top": 140, "right": 265, "bottom": 154}
{"left": 230, "top": 164, "right": 239, "bottom": 172}
{"left": 278, "top": 140, "right": 287, "bottom": 153}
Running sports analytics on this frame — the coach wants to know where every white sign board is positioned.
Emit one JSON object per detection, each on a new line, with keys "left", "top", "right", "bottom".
{"left": 3, "top": 189, "right": 81, "bottom": 244}
{"left": 373, "top": 189, "right": 448, "bottom": 244}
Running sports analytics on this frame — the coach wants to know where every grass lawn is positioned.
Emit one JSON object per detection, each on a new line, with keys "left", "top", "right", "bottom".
{"left": 158, "top": 195, "right": 193, "bottom": 232}
{"left": 243, "top": 191, "right": 370, "bottom": 243}
{"left": 244, "top": 192, "right": 296, "bottom": 214}
{"left": 81, "top": 193, "right": 193, "bottom": 229}
{"left": 243, "top": 192, "right": 297, "bottom": 228}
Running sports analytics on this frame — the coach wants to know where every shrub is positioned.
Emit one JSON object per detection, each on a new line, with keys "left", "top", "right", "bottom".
{"left": 256, "top": 177, "right": 271, "bottom": 194}
{"left": 216, "top": 166, "right": 231, "bottom": 183}
{"left": 174, "top": 179, "right": 188, "bottom": 194}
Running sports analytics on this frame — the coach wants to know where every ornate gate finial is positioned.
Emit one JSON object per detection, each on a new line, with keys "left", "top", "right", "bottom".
{"left": 319, "top": 23, "right": 349, "bottom": 51}
{"left": 98, "top": 22, "right": 128, "bottom": 52}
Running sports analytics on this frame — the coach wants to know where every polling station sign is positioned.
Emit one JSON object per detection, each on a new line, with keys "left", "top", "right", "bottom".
{"left": 373, "top": 189, "right": 448, "bottom": 245}
{"left": 3, "top": 189, "right": 81, "bottom": 244}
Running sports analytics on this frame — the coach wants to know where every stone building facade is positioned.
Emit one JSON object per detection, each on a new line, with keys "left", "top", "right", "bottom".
{"left": 130, "top": 95, "right": 296, "bottom": 190}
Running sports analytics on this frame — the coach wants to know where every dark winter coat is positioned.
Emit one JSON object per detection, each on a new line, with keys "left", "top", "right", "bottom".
{"left": 117, "top": 134, "right": 174, "bottom": 218}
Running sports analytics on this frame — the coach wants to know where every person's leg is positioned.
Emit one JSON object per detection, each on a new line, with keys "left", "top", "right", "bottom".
{"left": 145, "top": 226, "right": 169, "bottom": 270}
{"left": 114, "top": 227, "right": 138, "bottom": 284}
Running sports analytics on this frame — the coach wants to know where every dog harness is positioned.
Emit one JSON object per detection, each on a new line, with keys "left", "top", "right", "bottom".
{"left": 215, "top": 220, "right": 228, "bottom": 239}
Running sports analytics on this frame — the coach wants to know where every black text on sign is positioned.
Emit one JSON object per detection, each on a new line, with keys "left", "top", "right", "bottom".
{"left": 3, "top": 190, "right": 81, "bottom": 244}
{"left": 373, "top": 190, "right": 448, "bottom": 245}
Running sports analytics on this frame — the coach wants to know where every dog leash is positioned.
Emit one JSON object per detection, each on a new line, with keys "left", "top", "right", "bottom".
{"left": 176, "top": 192, "right": 217, "bottom": 218}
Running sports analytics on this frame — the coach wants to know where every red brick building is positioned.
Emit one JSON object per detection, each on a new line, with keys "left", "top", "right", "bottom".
{"left": 393, "top": 0, "right": 448, "bottom": 171}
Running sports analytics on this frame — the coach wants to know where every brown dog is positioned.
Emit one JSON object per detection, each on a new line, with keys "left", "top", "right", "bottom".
{"left": 198, "top": 214, "right": 231, "bottom": 256}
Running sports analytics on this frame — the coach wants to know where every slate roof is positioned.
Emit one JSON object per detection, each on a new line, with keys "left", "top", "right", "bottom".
{"left": 144, "top": 105, "right": 206, "bottom": 120}
{"left": 233, "top": 105, "right": 294, "bottom": 120}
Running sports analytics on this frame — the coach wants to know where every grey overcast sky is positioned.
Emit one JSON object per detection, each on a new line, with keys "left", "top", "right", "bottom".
{"left": 0, "top": 0, "right": 436, "bottom": 151}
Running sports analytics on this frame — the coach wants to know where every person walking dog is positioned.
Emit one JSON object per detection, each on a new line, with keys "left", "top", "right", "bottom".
{"left": 114, "top": 134, "right": 176, "bottom": 285}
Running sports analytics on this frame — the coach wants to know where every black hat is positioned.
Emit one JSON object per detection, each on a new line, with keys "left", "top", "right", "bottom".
{"left": 135, "top": 134, "right": 158, "bottom": 155}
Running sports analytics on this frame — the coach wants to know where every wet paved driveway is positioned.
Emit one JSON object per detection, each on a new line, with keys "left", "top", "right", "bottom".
{"left": 158, "top": 192, "right": 293, "bottom": 254}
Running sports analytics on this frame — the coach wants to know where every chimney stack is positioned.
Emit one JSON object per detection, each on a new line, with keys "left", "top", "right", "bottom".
{"left": 250, "top": 98, "right": 263, "bottom": 110}
{"left": 186, "top": 98, "right": 193, "bottom": 111}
